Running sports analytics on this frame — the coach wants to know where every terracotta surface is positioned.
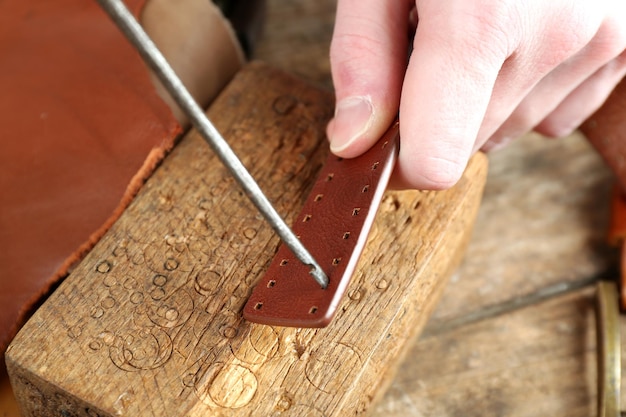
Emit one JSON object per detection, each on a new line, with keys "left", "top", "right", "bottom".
{"left": 0, "top": 0, "right": 181, "bottom": 362}
{"left": 581, "top": 78, "right": 626, "bottom": 193}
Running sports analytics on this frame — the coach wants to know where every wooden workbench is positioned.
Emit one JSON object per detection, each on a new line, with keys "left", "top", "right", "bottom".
{"left": 2, "top": 1, "right": 623, "bottom": 416}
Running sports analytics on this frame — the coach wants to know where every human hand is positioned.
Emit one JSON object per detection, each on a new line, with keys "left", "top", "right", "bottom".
{"left": 327, "top": 0, "right": 626, "bottom": 189}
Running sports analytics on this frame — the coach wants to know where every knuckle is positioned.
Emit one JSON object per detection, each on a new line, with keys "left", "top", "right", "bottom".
{"left": 424, "top": 2, "right": 517, "bottom": 68}
{"left": 330, "top": 32, "right": 384, "bottom": 65}
{"left": 591, "top": 17, "right": 626, "bottom": 61}
{"left": 330, "top": 29, "right": 382, "bottom": 56}
{"left": 534, "top": 6, "right": 604, "bottom": 66}
{"left": 466, "top": 1, "right": 517, "bottom": 44}
{"left": 330, "top": 11, "right": 387, "bottom": 59}
{"left": 329, "top": 32, "right": 386, "bottom": 86}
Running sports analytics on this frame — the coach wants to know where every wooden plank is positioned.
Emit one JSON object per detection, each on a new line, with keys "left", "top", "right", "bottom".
{"left": 426, "top": 131, "right": 614, "bottom": 331}
{"left": 6, "top": 62, "right": 487, "bottom": 417}
{"left": 372, "top": 286, "right": 626, "bottom": 417}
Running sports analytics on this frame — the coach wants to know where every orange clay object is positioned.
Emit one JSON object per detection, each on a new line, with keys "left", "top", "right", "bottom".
{"left": 0, "top": 0, "right": 181, "bottom": 361}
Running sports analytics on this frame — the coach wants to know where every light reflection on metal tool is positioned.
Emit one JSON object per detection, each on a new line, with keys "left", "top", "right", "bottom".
{"left": 96, "top": 0, "right": 328, "bottom": 288}
{"left": 596, "top": 280, "right": 622, "bottom": 417}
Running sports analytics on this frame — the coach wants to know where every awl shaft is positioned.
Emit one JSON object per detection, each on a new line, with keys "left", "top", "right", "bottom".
{"left": 96, "top": 0, "right": 328, "bottom": 288}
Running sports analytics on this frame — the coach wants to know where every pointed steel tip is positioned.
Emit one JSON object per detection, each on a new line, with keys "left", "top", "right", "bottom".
{"left": 309, "top": 266, "right": 329, "bottom": 289}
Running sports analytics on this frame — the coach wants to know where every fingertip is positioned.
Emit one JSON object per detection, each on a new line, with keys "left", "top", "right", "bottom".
{"left": 325, "top": 118, "right": 336, "bottom": 143}
{"left": 397, "top": 157, "right": 467, "bottom": 190}
{"left": 394, "top": 122, "right": 471, "bottom": 190}
{"left": 391, "top": 168, "right": 464, "bottom": 191}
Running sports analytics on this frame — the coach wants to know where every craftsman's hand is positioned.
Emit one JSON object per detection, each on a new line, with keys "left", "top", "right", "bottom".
{"left": 327, "top": 0, "right": 626, "bottom": 189}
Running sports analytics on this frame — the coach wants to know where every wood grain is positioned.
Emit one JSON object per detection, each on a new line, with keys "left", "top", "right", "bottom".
{"left": 373, "top": 287, "right": 601, "bottom": 417}
{"left": 373, "top": 285, "right": 626, "bottom": 417}
{"left": 6, "top": 62, "right": 487, "bottom": 417}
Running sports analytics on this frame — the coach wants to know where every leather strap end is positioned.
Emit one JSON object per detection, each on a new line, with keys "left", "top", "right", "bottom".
{"left": 243, "top": 122, "right": 400, "bottom": 327}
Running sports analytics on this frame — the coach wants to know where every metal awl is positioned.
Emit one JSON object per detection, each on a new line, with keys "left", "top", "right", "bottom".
{"left": 96, "top": 0, "right": 328, "bottom": 288}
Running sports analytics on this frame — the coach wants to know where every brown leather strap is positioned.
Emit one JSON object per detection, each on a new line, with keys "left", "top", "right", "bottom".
{"left": 243, "top": 122, "right": 400, "bottom": 327}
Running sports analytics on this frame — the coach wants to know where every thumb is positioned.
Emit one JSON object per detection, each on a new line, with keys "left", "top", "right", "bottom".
{"left": 328, "top": 0, "right": 412, "bottom": 157}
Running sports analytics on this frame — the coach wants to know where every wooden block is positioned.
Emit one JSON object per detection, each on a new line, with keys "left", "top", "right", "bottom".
{"left": 6, "top": 62, "right": 488, "bottom": 417}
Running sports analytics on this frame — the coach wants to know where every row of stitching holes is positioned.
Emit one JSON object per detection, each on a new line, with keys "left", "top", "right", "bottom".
{"left": 254, "top": 301, "right": 320, "bottom": 315}
{"left": 254, "top": 161, "right": 366, "bottom": 314}
{"left": 254, "top": 154, "right": 386, "bottom": 315}
{"left": 301, "top": 194, "right": 321, "bottom": 225}
{"left": 334, "top": 158, "right": 379, "bottom": 169}
{"left": 275, "top": 255, "right": 342, "bottom": 269}
{"left": 326, "top": 177, "right": 371, "bottom": 192}
{"left": 265, "top": 254, "right": 342, "bottom": 286}
{"left": 256, "top": 160, "right": 377, "bottom": 313}
{"left": 303, "top": 207, "right": 360, "bottom": 223}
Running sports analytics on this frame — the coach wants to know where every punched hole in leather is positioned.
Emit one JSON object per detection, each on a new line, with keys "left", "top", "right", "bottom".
{"left": 243, "top": 122, "right": 400, "bottom": 328}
